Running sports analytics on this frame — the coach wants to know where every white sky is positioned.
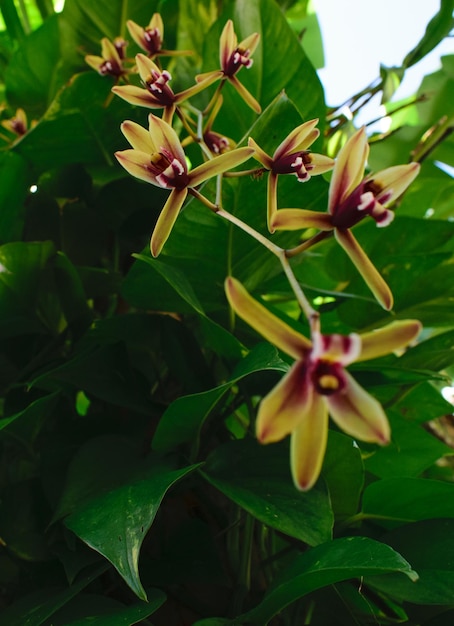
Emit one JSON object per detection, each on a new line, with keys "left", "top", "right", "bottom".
{"left": 314, "top": 0, "right": 454, "bottom": 121}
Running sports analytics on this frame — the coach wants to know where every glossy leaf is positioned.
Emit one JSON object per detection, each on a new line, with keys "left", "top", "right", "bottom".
{"left": 203, "top": 438, "right": 333, "bottom": 547}
{"left": 61, "top": 436, "right": 198, "bottom": 599}
{"left": 240, "top": 536, "right": 418, "bottom": 625}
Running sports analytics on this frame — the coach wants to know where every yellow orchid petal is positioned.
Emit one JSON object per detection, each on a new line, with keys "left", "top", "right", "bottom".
{"left": 271, "top": 209, "right": 334, "bottom": 231}
{"left": 290, "top": 393, "right": 329, "bottom": 491}
{"left": 220, "top": 20, "right": 236, "bottom": 67}
{"left": 273, "top": 119, "right": 319, "bottom": 160}
{"left": 328, "top": 127, "right": 369, "bottom": 213}
{"left": 189, "top": 147, "right": 254, "bottom": 187}
{"left": 357, "top": 320, "right": 422, "bottom": 362}
{"left": 135, "top": 54, "right": 160, "bottom": 83}
{"left": 367, "top": 162, "right": 421, "bottom": 205}
{"left": 248, "top": 137, "right": 274, "bottom": 169}
{"left": 126, "top": 19, "right": 146, "bottom": 50}
{"left": 195, "top": 70, "right": 224, "bottom": 85}
{"left": 148, "top": 12, "right": 164, "bottom": 34}
{"left": 85, "top": 54, "right": 105, "bottom": 72}
{"left": 120, "top": 120, "right": 154, "bottom": 152}
{"left": 239, "top": 31, "right": 260, "bottom": 56}
{"left": 101, "top": 37, "right": 121, "bottom": 65}
{"left": 148, "top": 114, "right": 186, "bottom": 164}
{"left": 307, "top": 153, "right": 336, "bottom": 175}
{"left": 256, "top": 361, "right": 310, "bottom": 443}
{"left": 267, "top": 172, "right": 278, "bottom": 233}
{"left": 334, "top": 228, "right": 393, "bottom": 310}
{"left": 228, "top": 75, "right": 261, "bottom": 113}
{"left": 150, "top": 188, "right": 188, "bottom": 257}
{"left": 115, "top": 149, "right": 157, "bottom": 185}
{"left": 113, "top": 85, "right": 163, "bottom": 108}
{"left": 328, "top": 372, "right": 390, "bottom": 444}
{"left": 225, "top": 277, "right": 311, "bottom": 359}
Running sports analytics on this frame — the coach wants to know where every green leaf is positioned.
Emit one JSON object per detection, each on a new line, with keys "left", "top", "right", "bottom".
{"left": 240, "top": 536, "right": 418, "bottom": 625}
{"left": 322, "top": 431, "right": 364, "bottom": 521}
{"left": 398, "top": 329, "right": 454, "bottom": 373}
{"left": 203, "top": 438, "right": 333, "bottom": 547}
{"left": 60, "top": 436, "right": 198, "bottom": 600}
{"left": 403, "top": 0, "right": 454, "bottom": 68}
{"left": 0, "top": 392, "right": 58, "bottom": 440}
{"left": 362, "top": 478, "right": 454, "bottom": 527}
{"left": 53, "top": 590, "right": 166, "bottom": 625}
{"left": 367, "top": 519, "right": 454, "bottom": 604}
{"left": 152, "top": 342, "right": 288, "bottom": 453}
{"left": 0, "top": 151, "right": 29, "bottom": 244}
{"left": 5, "top": 14, "right": 61, "bottom": 115}
{"left": 0, "top": 565, "right": 108, "bottom": 626}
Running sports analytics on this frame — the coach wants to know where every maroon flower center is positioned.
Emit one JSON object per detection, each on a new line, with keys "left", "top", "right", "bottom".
{"left": 223, "top": 47, "right": 253, "bottom": 76}
{"left": 330, "top": 180, "right": 393, "bottom": 230}
{"left": 99, "top": 59, "right": 123, "bottom": 77}
{"left": 150, "top": 148, "right": 189, "bottom": 190}
{"left": 310, "top": 360, "right": 347, "bottom": 396}
{"left": 144, "top": 70, "right": 175, "bottom": 105}
{"left": 204, "top": 130, "right": 230, "bottom": 154}
{"left": 144, "top": 27, "right": 162, "bottom": 55}
{"left": 273, "top": 151, "right": 314, "bottom": 181}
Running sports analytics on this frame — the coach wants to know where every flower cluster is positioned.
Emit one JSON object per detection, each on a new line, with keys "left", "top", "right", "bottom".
{"left": 89, "top": 12, "right": 423, "bottom": 490}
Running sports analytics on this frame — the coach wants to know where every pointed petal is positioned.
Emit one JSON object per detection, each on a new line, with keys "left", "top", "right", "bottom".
{"left": 113, "top": 85, "right": 162, "bottom": 108}
{"left": 307, "top": 153, "right": 336, "bottom": 175}
{"left": 267, "top": 172, "right": 278, "bottom": 233}
{"left": 335, "top": 229, "right": 393, "bottom": 310}
{"left": 189, "top": 147, "right": 254, "bottom": 187}
{"left": 273, "top": 119, "right": 319, "bottom": 161}
{"left": 101, "top": 38, "right": 121, "bottom": 65}
{"left": 85, "top": 54, "right": 105, "bottom": 72}
{"left": 220, "top": 20, "right": 236, "bottom": 68}
{"left": 225, "top": 277, "right": 311, "bottom": 359}
{"left": 328, "top": 372, "right": 390, "bottom": 444}
{"left": 195, "top": 70, "right": 224, "bottom": 85}
{"left": 271, "top": 209, "right": 334, "bottom": 232}
{"left": 239, "top": 31, "right": 260, "bottom": 55}
{"left": 368, "top": 162, "right": 420, "bottom": 205}
{"left": 120, "top": 120, "right": 154, "bottom": 152}
{"left": 229, "top": 76, "right": 261, "bottom": 113}
{"left": 148, "top": 12, "right": 164, "bottom": 34}
{"left": 148, "top": 114, "right": 186, "bottom": 164}
{"left": 115, "top": 149, "right": 159, "bottom": 186}
{"left": 126, "top": 20, "right": 146, "bottom": 50}
{"left": 357, "top": 320, "right": 422, "bottom": 362}
{"left": 150, "top": 188, "right": 188, "bottom": 257}
{"left": 248, "top": 137, "right": 273, "bottom": 169}
{"left": 329, "top": 127, "right": 369, "bottom": 214}
{"left": 135, "top": 53, "right": 161, "bottom": 83}
{"left": 175, "top": 79, "right": 218, "bottom": 103}
{"left": 256, "top": 360, "right": 310, "bottom": 443}
{"left": 290, "top": 393, "right": 329, "bottom": 491}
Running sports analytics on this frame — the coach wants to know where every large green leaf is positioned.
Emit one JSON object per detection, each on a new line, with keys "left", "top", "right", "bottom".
{"left": 240, "top": 536, "right": 418, "bottom": 625}
{"left": 59, "top": 436, "right": 198, "bottom": 600}
{"left": 403, "top": 0, "right": 454, "bottom": 68}
{"left": 203, "top": 438, "right": 333, "bottom": 547}
{"left": 367, "top": 519, "right": 454, "bottom": 604}
{"left": 152, "top": 342, "right": 288, "bottom": 453}
{"left": 362, "top": 478, "right": 454, "bottom": 526}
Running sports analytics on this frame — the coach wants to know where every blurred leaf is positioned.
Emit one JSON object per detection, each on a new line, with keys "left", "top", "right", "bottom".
{"left": 398, "top": 329, "right": 454, "bottom": 372}
{"left": 241, "top": 536, "right": 418, "bottom": 625}
{"left": 0, "top": 392, "right": 58, "bottom": 440}
{"left": 152, "top": 342, "right": 288, "bottom": 453}
{"left": 403, "top": 0, "right": 454, "bottom": 68}
{"left": 285, "top": 0, "right": 325, "bottom": 69}
{"left": 0, "top": 151, "right": 29, "bottom": 244}
{"left": 60, "top": 436, "right": 198, "bottom": 600}
{"left": 5, "top": 14, "right": 61, "bottom": 115}
{"left": 367, "top": 519, "right": 454, "bottom": 604}
{"left": 203, "top": 438, "right": 333, "bottom": 546}
{"left": 322, "top": 431, "right": 364, "bottom": 521}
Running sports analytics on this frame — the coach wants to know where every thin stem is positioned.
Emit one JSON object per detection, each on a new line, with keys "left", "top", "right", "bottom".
{"left": 286, "top": 230, "right": 333, "bottom": 258}
{"left": 279, "top": 253, "right": 319, "bottom": 331}
{"left": 223, "top": 167, "right": 264, "bottom": 178}
{"left": 215, "top": 207, "right": 284, "bottom": 257}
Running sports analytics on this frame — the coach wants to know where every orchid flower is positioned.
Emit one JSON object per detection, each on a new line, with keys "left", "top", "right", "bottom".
{"left": 115, "top": 114, "right": 254, "bottom": 256}
{"left": 248, "top": 119, "right": 335, "bottom": 231}
{"left": 225, "top": 276, "right": 421, "bottom": 490}
{"left": 1, "top": 108, "right": 34, "bottom": 137}
{"left": 113, "top": 54, "right": 211, "bottom": 124}
{"left": 196, "top": 20, "right": 261, "bottom": 113}
{"left": 85, "top": 37, "right": 129, "bottom": 78}
{"left": 126, "top": 13, "right": 192, "bottom": 59}
{"left": 271, "top": 127, "right": 420, "bottom": 310}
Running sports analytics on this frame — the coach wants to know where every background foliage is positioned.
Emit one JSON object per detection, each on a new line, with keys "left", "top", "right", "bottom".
{"left": 0, "top": 0, "right": 453, "bottom": 624}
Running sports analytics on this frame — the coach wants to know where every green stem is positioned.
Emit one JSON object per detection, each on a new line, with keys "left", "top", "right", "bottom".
{"left": 286, "top": 230, "right": 332, "bottom": 258}
{"left": 279, "top": 252, "right": 319, "bottom": 330}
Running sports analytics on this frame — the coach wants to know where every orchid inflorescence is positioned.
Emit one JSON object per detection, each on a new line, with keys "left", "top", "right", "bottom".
{"left": 87, "top": 14, "right": 422, "bottom": 490}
